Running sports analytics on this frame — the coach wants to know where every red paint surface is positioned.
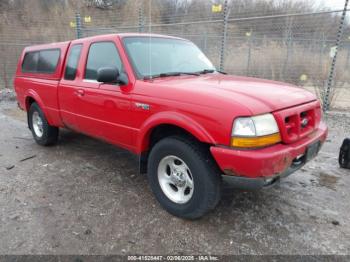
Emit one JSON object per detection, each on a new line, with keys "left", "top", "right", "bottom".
{"left": 14, "top": 33, "right": 328, "bottom": 178}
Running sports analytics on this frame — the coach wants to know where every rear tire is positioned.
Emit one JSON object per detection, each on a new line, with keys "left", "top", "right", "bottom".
{"left": 147, "top": 136, "right": 221, "bottom": 219}
{"left": 28, "top": 102, "right": 58, "bottom": 146}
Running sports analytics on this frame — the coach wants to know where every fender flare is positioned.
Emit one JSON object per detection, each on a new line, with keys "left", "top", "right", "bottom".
{"left": 24, "top": 89, "right": 53, "bottom": 126}
{"left": 137, "top": 111, "right": 216, "bottom": 153}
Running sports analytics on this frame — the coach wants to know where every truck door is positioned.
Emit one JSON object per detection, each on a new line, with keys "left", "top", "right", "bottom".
{"left": 58, "top": 44, "right": 83, "bottom": 130}
{"left": 74, "top": 40, "right": 133, "bottom": 149}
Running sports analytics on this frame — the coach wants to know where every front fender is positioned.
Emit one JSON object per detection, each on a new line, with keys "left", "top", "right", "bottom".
{"left": 137, "top": 111, "right": 216, "bottom": 153}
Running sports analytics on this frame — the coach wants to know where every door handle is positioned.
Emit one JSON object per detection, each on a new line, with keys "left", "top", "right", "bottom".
{"left": 75, "top": 89, "right": 85, "bottom": 97}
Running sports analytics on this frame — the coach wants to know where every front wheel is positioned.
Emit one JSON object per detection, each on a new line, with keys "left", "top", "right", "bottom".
{"left": 28, "top": 102, "right": 59, "bottom": 146}
{"left": 147, "top": 137, "right": 221, "bottom": 219}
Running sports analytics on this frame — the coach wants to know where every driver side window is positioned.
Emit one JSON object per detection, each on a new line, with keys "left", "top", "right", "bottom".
{"left": 85, "top": 41, "right": 122, "bottom": 80}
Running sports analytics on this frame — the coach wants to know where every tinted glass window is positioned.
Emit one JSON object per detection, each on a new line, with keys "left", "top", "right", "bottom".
{"left": 37, "top": 50, "right": 60, "bottom": 73}
{"left": 22, "top": 51, "right": 39, "bottom": 72}
{"left": 85, "top": 42, "right": 122, "bottom": 80}
{"left": 64, "top": 44, "right": 82, "bottom": 80}
{"left": 22, "top": 49, "right": 60, "bottom": 74}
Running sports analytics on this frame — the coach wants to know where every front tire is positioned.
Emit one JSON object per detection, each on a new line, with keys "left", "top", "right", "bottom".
{"left": 147, "top": 136, "right": 221, "bottom": 219}
{"left": 28, "top": 102, "right": 58, "bottom": 146}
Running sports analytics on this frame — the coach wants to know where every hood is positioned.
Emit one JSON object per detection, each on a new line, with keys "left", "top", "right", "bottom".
{"left": 146, "top": 74, "right": 317, "bottom": 115}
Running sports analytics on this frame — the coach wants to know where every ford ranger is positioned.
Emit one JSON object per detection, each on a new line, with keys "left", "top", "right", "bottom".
{"left": 14, "top": 33, "right": 328, "bottom": 219}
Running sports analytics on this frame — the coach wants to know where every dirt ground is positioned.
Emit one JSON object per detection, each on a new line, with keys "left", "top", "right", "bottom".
{"left": 0, "top": 99, "right": 349, "bottom": 255}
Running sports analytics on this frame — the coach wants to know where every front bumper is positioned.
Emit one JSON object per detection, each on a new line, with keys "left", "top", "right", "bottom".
{"left": 210, "top": 122, "right": 328, "bottom": 189}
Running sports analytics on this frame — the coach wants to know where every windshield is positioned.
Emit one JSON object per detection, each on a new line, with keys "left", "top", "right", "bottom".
{"left": 122, "top": 37, "right": 215, "bottom": 79}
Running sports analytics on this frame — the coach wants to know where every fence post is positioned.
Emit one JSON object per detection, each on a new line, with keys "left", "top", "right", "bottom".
{"left": 3, "top": 61, "right": 8, "bottom": 89}
{"left": 318, "top": 33, "right": 326, "bottom": 73}
{"left": 323, "top": 0, "right": 349, "bottom": 111}
{"left": 246, "top": 33, "right": 253, "bottom": 75}
{"left": 346, "top": 41, "right": 350, "bottom": 69}
{"left": 204, "top": 28, "right": 208, "bottom": 52}
{"left": 219, "top": 0, "right": 229, "bottom": 72}
{"left": 138, "top": 5, "right": 144, "bottom": 33}
{"left": 75, "top": 12, "right": 82, "bottom": 39}
{"left": 282, "top": 18, "right": 292, "bottom": 81}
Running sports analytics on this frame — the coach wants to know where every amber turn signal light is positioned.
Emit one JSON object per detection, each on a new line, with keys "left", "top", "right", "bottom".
{"left": 231, "top": 133, "right": 281, "bottom": 148}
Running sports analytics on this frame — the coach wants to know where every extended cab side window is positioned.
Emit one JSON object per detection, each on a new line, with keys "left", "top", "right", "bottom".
{"left": 22, "top": 49, "right": 60, "bottom": 74}
{"left": 64, "top": 44, "right": 82, "bottom": 80}
{"left": 85, "top": 42, "right": 122, "bottom": 81}
{"left": 37, "top": 50, "right": 60, "bottom": 73}
{"left": 22, "top": 51, "right": 39, "bottom": 72}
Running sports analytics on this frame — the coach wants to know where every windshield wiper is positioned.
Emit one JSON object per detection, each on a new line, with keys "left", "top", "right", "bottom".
{"left": 142, "top": 69, "right": 229, "bottom": 80}
{"left": 160, "top": 72, "right": 200, "bottom": 77}
{"left": 143, "top": 71, "right": 200, "bottom": 80}
{"left": 197, "top": 69, "right": 227, "bottom": 75}
{"left": 197, "top": 69, "right": 215, "bottom": 74}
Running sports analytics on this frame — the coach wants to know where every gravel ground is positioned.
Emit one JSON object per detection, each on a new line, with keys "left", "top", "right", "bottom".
{"left": 0, "top": 99, "right": 349, "bottom": 255}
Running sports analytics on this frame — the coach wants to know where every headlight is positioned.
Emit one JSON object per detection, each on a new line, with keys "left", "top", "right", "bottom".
{"left": 231, "top": 114, "right": 281, "bottom": 148}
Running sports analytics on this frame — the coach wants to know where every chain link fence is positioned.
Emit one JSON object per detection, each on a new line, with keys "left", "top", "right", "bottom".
{"left": 0, "top": 0, "right": 349, "bottom": 111}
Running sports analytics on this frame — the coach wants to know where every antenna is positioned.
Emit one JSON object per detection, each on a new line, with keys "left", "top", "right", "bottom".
{"left": 148, "top": 0, "right": 152, "bottom": 79}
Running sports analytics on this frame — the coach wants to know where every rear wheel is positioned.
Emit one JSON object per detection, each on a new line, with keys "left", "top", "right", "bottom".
{"left": 147, "top": 136, "right": 221, "bottom": 219}
{"left": 28, "top": 102, "right": 59, "bottom": 146}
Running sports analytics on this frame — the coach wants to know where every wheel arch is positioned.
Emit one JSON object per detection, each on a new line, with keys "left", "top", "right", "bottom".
{"left": 137, "top": 112, "right": 216, "bottom": 173}
{"left": 24, "top": 90, "right": 53, "bottom": 127}
{"left": 138, "top": 112, "right": 216, "bottom": 152}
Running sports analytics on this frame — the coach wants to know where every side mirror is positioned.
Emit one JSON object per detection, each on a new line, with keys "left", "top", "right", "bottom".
{"left": 97, "top": 67, "right": 120, "bottom": 83}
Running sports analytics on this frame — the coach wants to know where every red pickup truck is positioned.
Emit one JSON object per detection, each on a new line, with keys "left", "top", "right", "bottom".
{"left": 14, "top": 33, "right": 327, "bottom": 219}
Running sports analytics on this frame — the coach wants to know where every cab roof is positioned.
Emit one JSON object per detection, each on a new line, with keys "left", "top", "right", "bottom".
{"left": 73, "top": 33, "right": 188, "bottom": 42}
{"left": 23, "top": 33, "right": 189, "bottom": 52}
